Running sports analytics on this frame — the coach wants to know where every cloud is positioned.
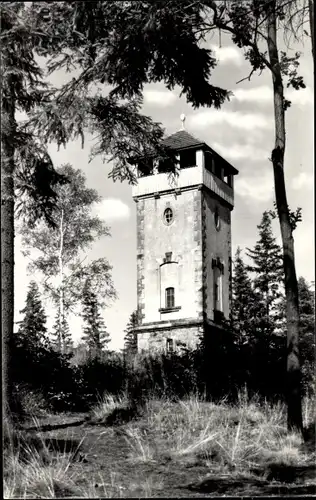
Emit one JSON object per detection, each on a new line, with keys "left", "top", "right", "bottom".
{"left": 232, "top": 86, "right": 272, "bottom": 103}
{"left": 188, "top": 109, "right": 271, "bottom": 131}
{"left": 235, "top": 175, "right": 274, "bottom": 202}
{"left": 210, "top": 44, "right": 243, "bottom": 66}
{"left": 231, "top": 85, "right": 313, "bottom": 106}
{"left": 286, "top": 87, "right": 314, "bottom": 106}
{"left": 212, "top": 141, "right": 269, "bottom": 161}
{"left": 291, "top": 172, "right": 313, "bottom": 190}
{"left": 94, "top": 198, "right": 131, "bottom": 221}
{"left": 143, "top": 90, "right": 177, "bottom": 107}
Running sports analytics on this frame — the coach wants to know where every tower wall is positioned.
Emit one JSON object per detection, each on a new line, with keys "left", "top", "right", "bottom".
{"left": 136, "top": 188, "right": 204, "bottom": 326}
{"left": 202, "top": 189, "right": 232, "bottom": 321}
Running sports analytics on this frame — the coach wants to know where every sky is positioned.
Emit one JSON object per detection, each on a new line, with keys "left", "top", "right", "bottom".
{"left": 14, "top": 30, "right": 314, "bottom": 351}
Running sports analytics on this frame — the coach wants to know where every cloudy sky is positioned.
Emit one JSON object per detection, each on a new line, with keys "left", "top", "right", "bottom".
{"left": 14, "top": 30, "right": 314, "bottom": 351}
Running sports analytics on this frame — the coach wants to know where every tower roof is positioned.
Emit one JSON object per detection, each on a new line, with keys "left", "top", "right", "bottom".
{"left": 162, "top": 130, "right": 205, "bottom": 151}
{"left": 129, "top": 128, "right": 238, "bottom": 175}
{"left": 163, "top": 130, "right": 238, "bottom": 175}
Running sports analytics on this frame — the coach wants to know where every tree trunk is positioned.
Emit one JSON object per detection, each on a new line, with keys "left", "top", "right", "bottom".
{"left": 58, "top": 209, "right": 64, "bottom": 354}
{"left": 267, "top": 2, "right": 303, "bottom": 433}
{"left": 1, "top": 83, "right": 16, "bottom": 420}
{"left": 308, "top": 0, "right": 314, "bottom": 69}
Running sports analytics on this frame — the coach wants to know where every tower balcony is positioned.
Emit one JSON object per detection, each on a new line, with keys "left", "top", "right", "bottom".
{"left": 132, "top": 164, "right": 234, "bottom": 208}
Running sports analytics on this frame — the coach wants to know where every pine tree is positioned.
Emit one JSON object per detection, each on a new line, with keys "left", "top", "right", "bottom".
{"left": 246, "top": 211, "right": 284, "bottom": 336}
{"left": 297, "top": 277, "right": 315, "bottom": 392}
{"left": 17, "top": 281, "right": 48, "bottom": 351}
{"left": 81, "top": 281, "right": 110, "bottom": 360}
{"left": 231, "top": 247, "right": 261, "bottom": 346}
{"left": 124, "top": 310, "right": 139, "bottom": 355}
{"left": 51, "top": 311, "right": 73, "bottom": 355}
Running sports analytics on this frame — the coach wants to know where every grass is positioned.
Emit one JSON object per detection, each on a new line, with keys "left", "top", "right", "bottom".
{"left": 122, "top": 392, "right": 315, "bottom": 481}
{"left": 3, "top": 392, "right": 316, "bottom": 498}
{"left": 90, "top": 393, "right": 129, "bottom": 422}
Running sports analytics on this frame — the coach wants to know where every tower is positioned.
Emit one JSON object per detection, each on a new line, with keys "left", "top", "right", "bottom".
{"left": 131, "top": 121, "right": 239, "bottom": 353}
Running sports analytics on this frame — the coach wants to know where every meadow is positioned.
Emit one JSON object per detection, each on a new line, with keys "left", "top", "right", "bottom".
{"left": 4, "top": 388, "right": 316, "bottom": 498}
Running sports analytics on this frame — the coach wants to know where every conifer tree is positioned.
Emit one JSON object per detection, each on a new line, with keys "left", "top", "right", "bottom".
{"left": 81, "top": 281, "right": 110, "bottom": 360}
{"left": 123, "top": 310, "right": 139, "bottom": 355}
{"left": 231, "top": 247, "right": 261, "bottom": 346}
{"left": 246, "top": 211, "right": 284, "bottom": 336}
{"left": 17, "top": 281, "right": 48, "bottom": 351}
{"left": 51, "top": 311, "right": 73, "bottom": 355}
{"left": 297, "top": 277, "right": 315, "bottom": 391}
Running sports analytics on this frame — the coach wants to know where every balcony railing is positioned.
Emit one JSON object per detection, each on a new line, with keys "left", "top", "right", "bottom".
{"left": 132, "top": 165, "right": 202, "bottom": 197}
{"left": 132, "top": 165, "right": 234, "bottom": 207}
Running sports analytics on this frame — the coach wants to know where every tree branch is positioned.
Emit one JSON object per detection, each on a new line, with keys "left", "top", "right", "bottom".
{"left": 236, "top": 67, "right": 256, "bottom": 84}
{"left": 206, "top": 2, "right": 274, "bottom": 73}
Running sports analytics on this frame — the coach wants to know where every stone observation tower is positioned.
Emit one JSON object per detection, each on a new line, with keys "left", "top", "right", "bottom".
{"left": 131, "top": 116, "right": 239, "bottom": 353}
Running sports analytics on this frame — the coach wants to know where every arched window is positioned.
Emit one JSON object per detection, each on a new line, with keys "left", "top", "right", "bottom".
{"left": 165, "top": 287, "right": 175, "bottom": 308}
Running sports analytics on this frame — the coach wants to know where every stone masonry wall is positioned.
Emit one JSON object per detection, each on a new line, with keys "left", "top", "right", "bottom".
{"left": 137, "top": 323, "right": 204, "bottom": 352}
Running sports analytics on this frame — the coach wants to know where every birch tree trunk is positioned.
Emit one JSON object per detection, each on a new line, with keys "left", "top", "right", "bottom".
{"left": 1, "top": 81, "right": 16, "bottom": 419}
{"left": 267, "top": 0, "right": 303, "bottom": 432}
{"left": 58, "top": 209, "right": 64, "bottom": 354}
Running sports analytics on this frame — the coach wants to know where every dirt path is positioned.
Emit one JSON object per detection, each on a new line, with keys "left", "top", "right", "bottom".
{"left": 25, "top": 414, "right": 316, "bottom": 498}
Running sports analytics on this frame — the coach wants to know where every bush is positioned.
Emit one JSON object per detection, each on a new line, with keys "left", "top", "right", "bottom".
{"left": 10, "top": 325, "right": 312, "bottom": 416}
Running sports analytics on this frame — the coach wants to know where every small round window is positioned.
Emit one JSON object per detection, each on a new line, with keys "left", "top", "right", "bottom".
{"left": 163, "top": 207, "right": 174, "bottom": 225}
{"left": 214, "top": 208, "right": 220, "bottom": 230}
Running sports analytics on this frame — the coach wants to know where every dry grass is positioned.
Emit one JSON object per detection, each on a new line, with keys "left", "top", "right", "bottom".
{"left": 123, "top": 392, "right": 313, "bottom": 473}
{"left": 3, "top": 392, "right": 315, "bottom": 498}
{"left": 3, "top": 416, "right": 86, "bottom": 498}
{"left": 90, "top": 393, "right": 129, "bottom": 422}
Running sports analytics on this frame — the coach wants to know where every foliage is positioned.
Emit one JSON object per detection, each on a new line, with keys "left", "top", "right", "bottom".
{"left": 19, "top": 164, "right": 116, "bottom": 317}
{"left": 297, "top": 277, "right": 315, "bottom": 393}
{"left": 10, "top": 340, "right": 78, "bottom": 412}
{"left": 69, "top": 342, "right": 90, "bottom": 367}
{"left": 268, "top": 202, "right": 303, "bottom": 232}
{"left": 16, "top": 281, "right": 49, "bottom": 351}
{"left": 25, "top": 1, "right": 231, "bottom": 184}
{"left": 51, "top": 311, "right": 73, "bottom": 354}
{"left": 246, "top": 211, "right": 284, "bottom": 336}
{"left": 81, "top": 280, "right": 111, "bottom": 360}
{"left": 1, "top": 2, "right": 67, "bottom": 227}
{"left": 231, "top": 247, "right": 261, "bottom": 345}
{"left": 123, "top": 310, "right": 139, "bottom": 355}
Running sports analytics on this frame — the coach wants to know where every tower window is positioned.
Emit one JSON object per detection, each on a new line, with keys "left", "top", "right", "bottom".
{"left": 214, "top": 162, "right": 223, "bottom": 180}
{"left": 224, "top": 174, "right": 232, "bottom": 187}
{"left": 165, "top": 287, "right": 175, "bottom": 308}
{"left": 163, "top": 207, "right": 174, "bottom": 225}
{"left": 180, "top": 150, "right": 196, "bottom": 169}
{"left": 165, "top": 252, "right": 172, "bottom": 263}
{"left": 159, "top": 158, "right": 174, "bottom": 173}
{"left": 166, "top": 338, "right": 174, "bottom": 353}
{"left": 213, "top": 268, "right": 223, "bottom": 312}
{"left": 214, "top": 208, "right": 220, "bottom": 230}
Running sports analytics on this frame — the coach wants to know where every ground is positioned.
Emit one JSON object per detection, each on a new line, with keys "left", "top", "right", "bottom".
{"left": 4, "top": 396, "right": 316, "bottom": 498}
